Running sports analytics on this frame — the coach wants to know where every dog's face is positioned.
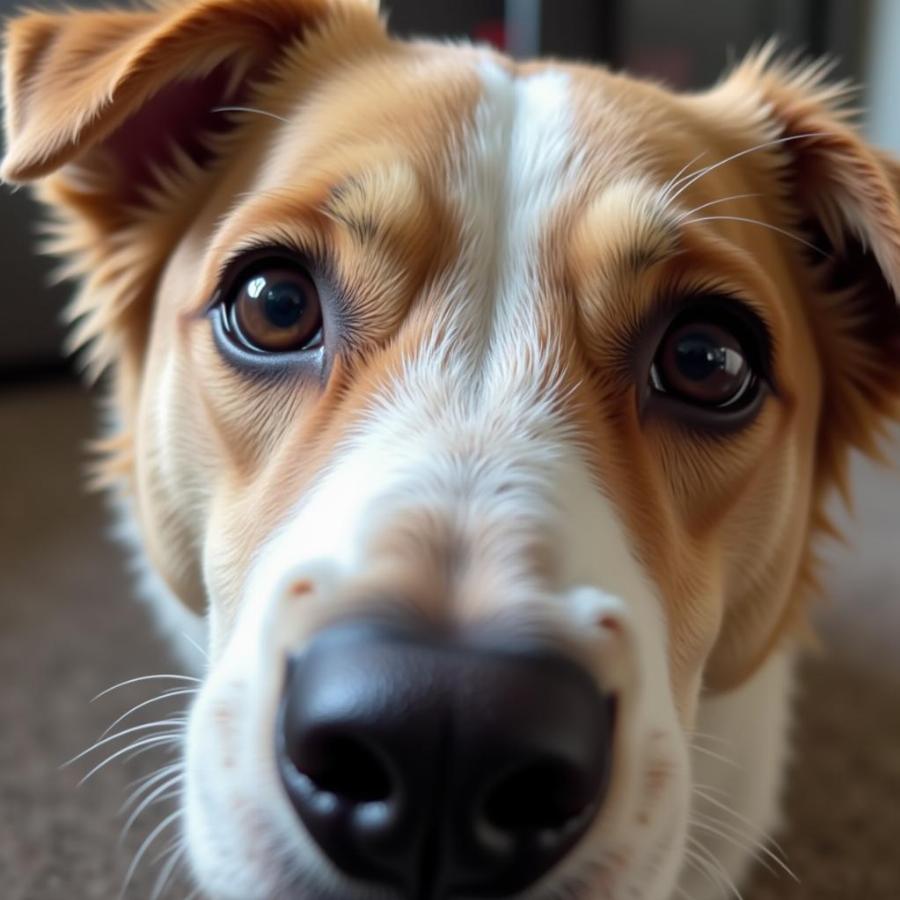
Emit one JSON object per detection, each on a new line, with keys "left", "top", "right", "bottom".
{"left": 5, "top": 2, "right": 899, "bottom": 898}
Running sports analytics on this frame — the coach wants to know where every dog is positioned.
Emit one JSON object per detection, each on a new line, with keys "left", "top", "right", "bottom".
{"left": 4, "top": 1, "right": 899, "bottom": 898}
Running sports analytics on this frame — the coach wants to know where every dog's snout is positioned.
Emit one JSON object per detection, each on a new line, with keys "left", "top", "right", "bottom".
{"left": 276, "top": 622, "right": 615, "bottom": 898}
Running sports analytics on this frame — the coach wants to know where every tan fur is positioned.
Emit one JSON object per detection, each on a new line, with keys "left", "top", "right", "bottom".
{"left": 3, "top": 0, "right": 899, "bottom": 839}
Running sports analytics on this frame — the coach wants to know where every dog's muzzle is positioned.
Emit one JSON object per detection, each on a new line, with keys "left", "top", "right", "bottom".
{"left": 276, "top": 621, "right": 616, "bottom": 898}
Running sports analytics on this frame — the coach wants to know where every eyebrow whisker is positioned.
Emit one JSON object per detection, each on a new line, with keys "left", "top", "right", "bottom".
{"left": 665, "top": 133, "right": 829, "bottom": 203}
{"left": 212, "top": 105, "right": 290, "bottom": 124}
{"left": 683, "top": 214, "right": 830, "bottom": 257}
{"left": 661, "top": 149, "right": 710, "bottom": 198}
{"left": 675, "top": 193, "right": 763, "bottom": 222}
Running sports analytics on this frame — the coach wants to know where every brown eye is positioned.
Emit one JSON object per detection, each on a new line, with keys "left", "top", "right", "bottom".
{"left": 226, "top": 262, "right": 322, "bottom": 353}
{"left": 650, "top": 319, "right": 756, "bottom": 409}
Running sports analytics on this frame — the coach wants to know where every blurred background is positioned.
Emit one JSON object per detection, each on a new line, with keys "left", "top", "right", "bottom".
{"left": 1, "top": 1, "right": 898, "bottom": 899}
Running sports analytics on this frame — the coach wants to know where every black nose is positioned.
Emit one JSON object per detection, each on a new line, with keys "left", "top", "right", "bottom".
{"left": 276, "top": 622, "right": 615, "bottom": 898}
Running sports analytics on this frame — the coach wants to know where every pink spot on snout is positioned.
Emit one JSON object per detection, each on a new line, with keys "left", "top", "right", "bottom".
{"left": 597, "top": 614, "right": 622, "bottom": 634}
{"left": 289, "top": 579, "right": 313, "bottom": 598}
{"left": 645, "top": 761, "right": 671, "bottom": 800}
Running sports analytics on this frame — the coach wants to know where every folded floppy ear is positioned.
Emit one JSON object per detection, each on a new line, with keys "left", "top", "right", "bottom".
{"left": 2, "top": 0, "right": 380, "bottom": 184}
{"left": 702, "top": 49, "right": 900, "bottom": 690}
{"left": 1, "top": 0, "right": 383, "bottom": 378}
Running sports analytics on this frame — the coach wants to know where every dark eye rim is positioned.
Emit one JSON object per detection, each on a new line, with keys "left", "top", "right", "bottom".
{"left": 636, "top": 293, "right": 776, "bottom": 435}
{"left": 208, "top": 245, "right": 330, "bottom": 379}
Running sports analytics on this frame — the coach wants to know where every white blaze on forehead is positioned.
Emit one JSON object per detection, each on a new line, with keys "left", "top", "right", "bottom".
{"left": 463, "top": 58, "right": 576, "bottom": 259}
{"left": 440, "top": 58, "right": 578, "bottom": 381}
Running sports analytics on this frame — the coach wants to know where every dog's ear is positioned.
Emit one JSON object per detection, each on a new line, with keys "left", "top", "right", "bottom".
{"left": 2, "top": 0, "right": 381, "bottom": 184}
{"left": 1, "top": 0, "right": 383, "bottom": 377}
{"left": 702, "top": 49, "right": 900, "bottom": 689}
{"left": 719, "top": 49, "right": 900, "bottom": 473}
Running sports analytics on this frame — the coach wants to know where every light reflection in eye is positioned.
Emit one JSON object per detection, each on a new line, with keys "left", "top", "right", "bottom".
{"left": 721, "top": 347, "right": 745, "bottom": 376}
{"left": 247, "top": 275, "right": 267, "bottom": 299}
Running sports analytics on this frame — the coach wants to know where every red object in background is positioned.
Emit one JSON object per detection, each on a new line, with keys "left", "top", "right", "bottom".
{"left": 473, "top": 18, "right": 506, "bottom": 51}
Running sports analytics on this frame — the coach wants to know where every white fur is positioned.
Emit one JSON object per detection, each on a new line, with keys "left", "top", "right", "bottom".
{"left": 679, "top": 650, "right": 795, "bottom": 899}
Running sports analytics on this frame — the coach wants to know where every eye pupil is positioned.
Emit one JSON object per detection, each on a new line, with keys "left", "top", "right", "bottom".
{"left": 264, "top": 282, "right": 307, "bottom": 329}
{"left": 674, "top": 334, "right": 727, "bottom": 382}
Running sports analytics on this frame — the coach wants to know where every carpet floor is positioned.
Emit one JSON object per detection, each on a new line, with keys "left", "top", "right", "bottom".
{"left": 2, "top": 382, "right": 898, "bottom": 899}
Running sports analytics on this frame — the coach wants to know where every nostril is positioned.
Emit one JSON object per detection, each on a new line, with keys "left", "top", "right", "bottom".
{"left": 290, "top": 732, "right": 393, "bottom": 803}
{"left": 482, "top": 758, "right": 596, "bottom": 833}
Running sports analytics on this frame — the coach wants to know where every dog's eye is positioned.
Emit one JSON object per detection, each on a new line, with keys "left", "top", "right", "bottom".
{"left": 650, "top": 317, "right": 758, "bottom": 409}
{"left": 222, "top": 261, "right": 322, "bottom": 353}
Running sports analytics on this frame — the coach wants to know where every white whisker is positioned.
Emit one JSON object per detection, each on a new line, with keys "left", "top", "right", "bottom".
{"left": 122, "top": 763, "right": 185, "bottom": 814}
{"left": 687, "top": 835, "right": 744, "bottom": 900}
{"left": 693, "top": 786, "right": 790, "bottom": 860}
{"left": 691, "top": 743, "right": 741, "bottom": 769}
{"left": 180, "top": 631, "right": 208, "bottom": 661}
{"left": 690, "top": 816, "right": 778, "bottom": 878}
{"left": 151, "top": 843, "right": 186, "bottom": 900}
{"left": 684, "top": 214, "right": 829, "bottom": 257}
{"left": 65, "top": 719, "right": 187, "bottom": 768}
{"left": 151, "top": 835, "right": 185, "bottom": 868}
{"left": 79, "top": 735, "right": 184, "bottom": 787}
{"left": 121, "top": 776, "right": 184, "bottom": 841}
{"left": 123, "top": 737, "right": 184, "bottom": 766}
{"left": 212, "top": 105, "right": 290, "bottom": 124}
{"left": 691, "top": 783, "right": 730, "bottom": 800}
{"left": 683, "top": 844, "right": 727, "bottom": 897}
{"left": 100, "top": 689, "right": 197, "bottom": 739}
{"left": 691, "top": 806, "right": 798, "bottom": 882}
{"left": 92, "top": 674, "right": 200, "bottom": 702}
{"left": 666, "top": 132, "right": 828, "bottom": 203}
{"left": 676, "top": 193, "right": 763, "bottom": 222}
{"left": 689, "top": 731, "right": 737, "bottom": 749}
{"left": 661, "top": 150, "right": 710, "bottom": 200}
{"left": 120, "top": 809, "right": 182, "bottom": 900}
{"left": 125, "top": 761, "right": 183, "bottom": 793}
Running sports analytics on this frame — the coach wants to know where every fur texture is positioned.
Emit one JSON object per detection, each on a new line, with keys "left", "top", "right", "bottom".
{"left": 3, "top": 2, "right": 899, "bottom": 898}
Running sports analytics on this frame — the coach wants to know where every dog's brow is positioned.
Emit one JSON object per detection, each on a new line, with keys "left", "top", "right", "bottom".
{"left": 323, "top": 180, "right": 380, "bottom": 243}
{"left": 572, "top": 178, "right": 682, "bottom": 280}
{"left": 321, "top": 162, "right": 426, "bottom": 247}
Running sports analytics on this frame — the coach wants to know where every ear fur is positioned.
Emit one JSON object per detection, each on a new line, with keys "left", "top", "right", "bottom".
{"left": 1, "top": 0, "right": 379, "bottom": 181}
{"left": 0, "top": 0, "right": 384, "bottom": 379}
{"left": 702, "top": 46, "right": 900, "bottom": 689}
{"left": 723, "top": 46, "right": 900, "bottom": 483}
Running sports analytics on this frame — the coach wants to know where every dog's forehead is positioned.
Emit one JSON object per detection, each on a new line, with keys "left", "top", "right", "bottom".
{"left": 242, "top": 45, "right": 700, "bottom": 355}
{"left": 260, "top": 44, "right": 684, "bottom": 225}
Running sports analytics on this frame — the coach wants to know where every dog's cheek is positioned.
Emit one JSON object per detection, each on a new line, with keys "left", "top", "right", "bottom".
{"left": 130, "top": 342, "right": 215, "bottom": 615}
{"left": 128, "top": 303, "right": 277, "bottom": 622}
